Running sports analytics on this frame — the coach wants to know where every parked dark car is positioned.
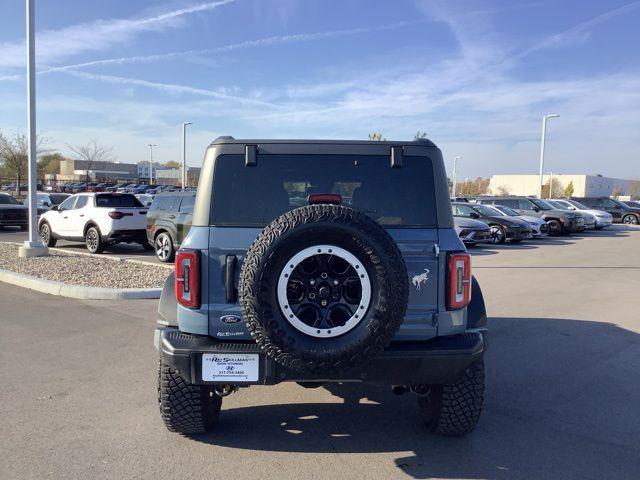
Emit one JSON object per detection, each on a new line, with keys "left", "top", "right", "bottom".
{"left": 453, "top": 216, "right": 491, "bottom": 245}
{"left": 131, "top": 184, "right": 153, "bottom": 194}
{"left": 477, "top": 196, "right": 584, "bottom": 235}
{"left": 145, "top": 191, "right": 195, "bottom": 262}
{"left": 24, "top": 192, "right": 71, "bottom": 215}
{"left": 0, "top": 193, "right": 28, "bottom": 229}
{"left": 571, "top": 197, "right": 640, "bottom": 225}
{"left": 452, "top": 202, "right": 532, "bottom": 244}
{"left": 622, "top": 200, "right": 640, "bottom": 209}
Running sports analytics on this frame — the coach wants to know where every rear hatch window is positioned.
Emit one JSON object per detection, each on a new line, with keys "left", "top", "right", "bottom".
{"left": 210, "top": 154, "right": 437, "bottom": 227}
{"left": 95, "top": 193, "right": 143, "bottom": 208}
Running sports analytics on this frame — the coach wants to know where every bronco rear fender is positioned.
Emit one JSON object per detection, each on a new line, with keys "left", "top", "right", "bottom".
{"left": 157, "top": 272, "right": 178, "bottom": 327}
{"left": 467, "top": 276, "right": 487, "bottom": 329}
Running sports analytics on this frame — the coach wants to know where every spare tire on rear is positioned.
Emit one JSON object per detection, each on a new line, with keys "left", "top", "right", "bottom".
{"left": 239, "top": 204, "right": 409, "bottom": 375}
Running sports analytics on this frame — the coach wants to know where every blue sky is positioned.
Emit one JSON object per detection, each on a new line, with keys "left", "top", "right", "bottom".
{"left": 1, "top": 0, "right": 639, "bottom": 179}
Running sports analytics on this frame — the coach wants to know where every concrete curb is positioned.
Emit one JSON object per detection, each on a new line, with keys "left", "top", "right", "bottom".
{"left": 0, "top": 269, "right": 161, "bottom": 300}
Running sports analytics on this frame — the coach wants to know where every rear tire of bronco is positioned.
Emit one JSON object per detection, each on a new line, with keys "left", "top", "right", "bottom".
{"left": 239, "top": 204, "right": 409, "bottom": 375}
{"left": 158, "top": 360, "right": 222, "bottom": 434}
{"left": 417, "top": 360, "right": 485, "bottom": 436}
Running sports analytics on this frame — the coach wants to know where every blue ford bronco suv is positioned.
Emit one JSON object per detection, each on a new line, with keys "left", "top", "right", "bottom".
{"left": 155, "top": 138, "right": 487, "bottom": 436}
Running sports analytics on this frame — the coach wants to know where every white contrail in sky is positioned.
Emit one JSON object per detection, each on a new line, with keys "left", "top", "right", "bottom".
{"left": 40, "top": 20, "right": 427, "bottom": 73}
{"left": 0, "top": 0, "right": 236, "bottom": 69}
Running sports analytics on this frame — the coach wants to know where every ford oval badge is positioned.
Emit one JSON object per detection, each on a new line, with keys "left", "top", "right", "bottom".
{"left": 220, "top": 315, "right": 242, "bottom": 324}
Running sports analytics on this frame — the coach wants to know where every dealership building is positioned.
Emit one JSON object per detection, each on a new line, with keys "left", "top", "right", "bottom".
{"left": 52, "top": 159, "right": 200, "bottom": 186}
{"left": 488, "top": 174, "right": 638, "bottom": 197}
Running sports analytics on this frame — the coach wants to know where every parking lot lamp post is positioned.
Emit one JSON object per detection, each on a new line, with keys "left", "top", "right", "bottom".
{"left": 181, "top": 122, "right": 192, "bottom": 189}
{"left": 452, "top": 156, "right": 460, "bottom": 198}
{"left": 148, "top": 144, "right": 157, "bottom": 185}
{"left": 19, "top": 0, "right": 48, "bottom": 258}
{"left": 537, "top": 114, "right": 559, "bottom": 199}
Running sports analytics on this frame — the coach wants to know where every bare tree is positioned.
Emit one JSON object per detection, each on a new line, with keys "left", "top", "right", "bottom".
{"left": 0, "top": 130, "right": 50, "bottom": 195}
{"left": 542, "top": 178, "right": 564, "bottom": 198}
{"left": 368, "top": 132, "right": 386, "bottom": 141}
{"left": 67, "top": 140, "right": 115, "bottom": 181}
{"left": 495, "top": 184, "right": 511, "bottom": 196}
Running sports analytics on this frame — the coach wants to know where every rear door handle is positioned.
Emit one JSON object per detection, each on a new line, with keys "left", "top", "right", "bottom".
{"left": 79, "top": 214, "right": 85, "bottom": 217}
{"left": 168, "top": 215, "right": 176, "bottom": 219}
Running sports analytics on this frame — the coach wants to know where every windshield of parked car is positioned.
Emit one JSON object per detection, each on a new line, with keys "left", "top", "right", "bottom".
{"left": 0, "top": 194, "right": 19, "bottom": 205}
{"left": 211, "top": 154, "right": 438, "bottom": 227}
{"left": 547, "top": 200, "right": 571, "bottom": 210}
{"left": 530, "top": 198, "right": 554, "bottom": 210}
{"left": 473, "top": 204, "right": 500, "bottom": 217}
{"left": 493, "top": 205, "right": 519, "bottom": 216}
{"left": 612, "top": 199, "right": 632, "bottom": 209}
{"left": 565, "top": 199, "right": 588, "bottom": 210}
{"left": 95, "top": 193, "right": 144, "bottom": 208}
{"left": 624, "top": 201, "right": 640, "bottom": 208}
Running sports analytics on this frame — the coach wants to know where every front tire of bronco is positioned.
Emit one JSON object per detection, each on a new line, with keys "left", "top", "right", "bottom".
{"left": 417, "top": 360, "right": 485, "bottom": 436}
{"left": 158, "top": 360, "right": 222, "bottom": 434}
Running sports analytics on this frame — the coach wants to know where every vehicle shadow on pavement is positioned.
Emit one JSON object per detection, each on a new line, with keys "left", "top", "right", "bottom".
{"left": 194, "top": 317, "right": 640, "bottom": 480}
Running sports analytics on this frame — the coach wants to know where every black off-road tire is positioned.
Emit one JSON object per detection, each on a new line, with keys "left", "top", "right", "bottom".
{"left": 157, "top": 360, "right": 221, "bottom": 434}
{"left": 239, "top": 204, "right": 409, "bottom": 375}
{"left": 418, "top": 359, "right": 485, "bottom": 436}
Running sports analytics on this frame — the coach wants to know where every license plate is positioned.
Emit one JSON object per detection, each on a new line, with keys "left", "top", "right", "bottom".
{"left": 202, "top": 353, "right": 259, "bottom": 382}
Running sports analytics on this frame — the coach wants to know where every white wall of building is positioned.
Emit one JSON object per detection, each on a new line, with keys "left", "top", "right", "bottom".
{"left": 489, "top": 174, "right": 636, "bottom": 197}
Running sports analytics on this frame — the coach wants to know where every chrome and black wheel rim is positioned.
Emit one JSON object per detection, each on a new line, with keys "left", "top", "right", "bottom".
{"left": 277, "top": 245, "right": 371, "bottom": 338}
{"left": 489, "top": 226, "right": 504, "bottom": 244}
{"left": 623, "top": 215, "right": 638, "bottom": 225}
{"left": 155, "top": 234, "right": 172, "bottom": 261}
{"left": 86, "top": 229, "right": 98, "bottom": 251}
{"left": 40, "top": 224, "right": 50, "bottom": 244}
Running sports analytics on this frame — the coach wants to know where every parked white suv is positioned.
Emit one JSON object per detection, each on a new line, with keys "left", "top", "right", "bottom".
{"left": 38, "top": 193, "right": 152, "bottom": 253}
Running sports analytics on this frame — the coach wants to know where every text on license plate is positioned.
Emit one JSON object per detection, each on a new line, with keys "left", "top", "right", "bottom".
{"left": 202, "top": 353, "right": 259, "bottom": 382}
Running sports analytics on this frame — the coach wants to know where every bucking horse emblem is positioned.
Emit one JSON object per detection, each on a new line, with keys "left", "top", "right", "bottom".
{"left": 411, "top": 269, "right": 430, "bottom": 291}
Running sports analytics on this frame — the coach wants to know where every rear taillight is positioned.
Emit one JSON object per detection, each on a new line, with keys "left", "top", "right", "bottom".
{"left": 108, "top": 211, "right": 133, "bottom": 219}
{"left": 175, "top": 250, "right": 200, "bottom": 308}
{"left": 447, "top": 252, "right": 471, "bottom": 310}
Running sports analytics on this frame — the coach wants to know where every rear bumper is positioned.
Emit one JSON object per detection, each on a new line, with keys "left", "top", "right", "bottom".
{"left": 104, "top": 229, "right": 147, "bottom": 244}
{"left": 155, "top": 327, "right": 486, "bottom": 386}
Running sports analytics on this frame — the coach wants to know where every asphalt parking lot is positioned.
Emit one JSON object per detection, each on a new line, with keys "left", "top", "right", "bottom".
{"left": 1, "top": 225, "right": 639, "bottom": 480}
{"left": 0, "top": 226, "right": 163, "bottom": 265}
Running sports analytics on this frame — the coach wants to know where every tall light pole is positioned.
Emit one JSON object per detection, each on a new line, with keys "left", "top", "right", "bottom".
{"left": 451, "top": 156, "right": 460, "bottom": 198}
{"left": 19, "top": 0, "right": 47, "bottom": 258}
{"left": 537, "top": 114, "right": 559, "bottom": 199}
{"left": 181, "top": 122, "right": 192, "bottom": 189}
{"left": 148, "top": 144, "right": 157, "bottom": 185}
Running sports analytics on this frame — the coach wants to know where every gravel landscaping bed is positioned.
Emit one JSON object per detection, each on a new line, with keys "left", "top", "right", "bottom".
{"left": 0, "top": 242, "right": 170, "bottom": 289}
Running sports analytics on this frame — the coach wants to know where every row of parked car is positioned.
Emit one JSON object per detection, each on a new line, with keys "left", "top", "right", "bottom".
{"left": 48, "top": 181, "right": 191, "bottom": 195}
{"left": 2, "top": 189, "right": 639, "bottom": 262}
{"left": 452, "top": 195, "right": 640, "bottom": 246}
{"left": 0, "top": 189, "right": 195, "bottom": 263}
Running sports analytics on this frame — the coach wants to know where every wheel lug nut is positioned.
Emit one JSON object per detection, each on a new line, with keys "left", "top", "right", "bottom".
{"left": 321, "top": 300, "right": 327, "bottom": 307}
{"left": 309, "top": 293, "right": 316, "bottom": 300}
{"left": 321, "top": 272, "right": 328, "bottom": 279}
{"left": 333, "top": 279, "right": 339, "bottom": 286}
{"left": 309, "top": 279, "right": 315, "bottom": 286}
